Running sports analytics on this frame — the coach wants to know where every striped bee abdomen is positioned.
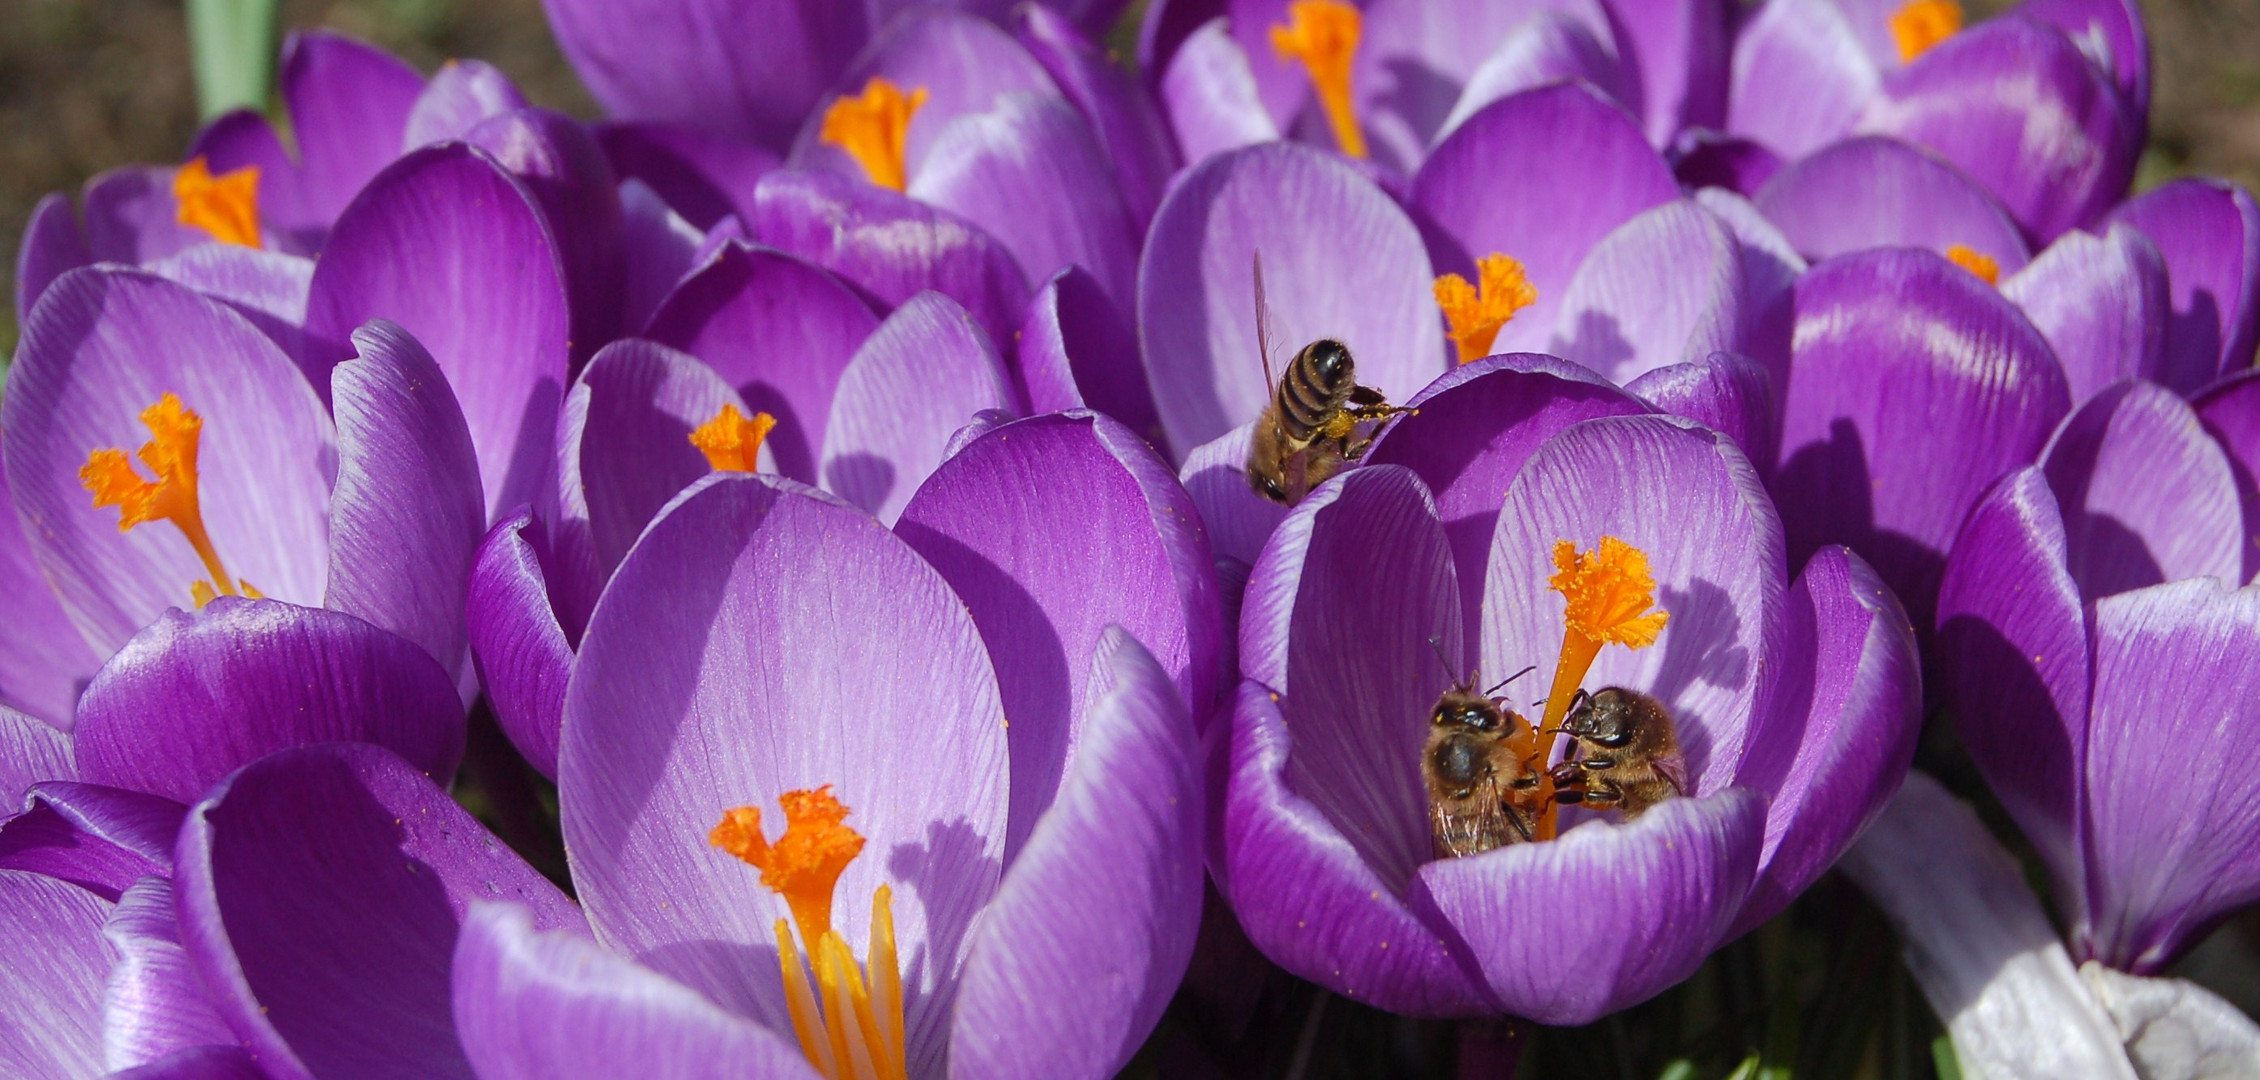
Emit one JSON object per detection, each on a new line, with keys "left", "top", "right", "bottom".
{"left": 1275, "top": 338, "right": 1356, "bottom": 443}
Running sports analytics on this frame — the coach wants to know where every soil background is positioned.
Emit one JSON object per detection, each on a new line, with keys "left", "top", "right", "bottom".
{"left": 1, "top": 0, "right": 2257, "bottom": 356}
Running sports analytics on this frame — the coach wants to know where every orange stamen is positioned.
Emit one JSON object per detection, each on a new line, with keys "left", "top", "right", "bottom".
{"left": 1946, "top": 244, "right": 2000, "bottom": 285}
{"left": 1271, "top": 0, "right": 1368, "bottom": 159}
{"left": 689, "top": 404, "right": 777, "bottom": 473}
{"left": 1890, "top": 0, "right": 1963, "bottom": 63}
{"left": 1533, "top": 537, "right": 1670, "bottom": 839}
{"left": 173, "top": 157, "right": 262, "bottom": 249}
{"left": 1435, "top": 253, "right": 1538, "bottom": 364}
{"left": 80, "top": 394, "right": 252, "bottom": 604}
{"left": 820, "top": 77, "right": 929, "bottom": 192}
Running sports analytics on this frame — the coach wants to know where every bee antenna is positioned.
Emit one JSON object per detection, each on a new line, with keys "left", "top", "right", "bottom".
{"left": 1483, "top": 664, "right": 1538, "bottom": 697}
{"left": 1425, "top": 636, "right": 1459, "bottom": 684}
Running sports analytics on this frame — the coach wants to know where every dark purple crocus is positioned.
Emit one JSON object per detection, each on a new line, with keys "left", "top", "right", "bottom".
{"left": 551, "top": 407, "right": 1218, "bottom": 1076}
{"left": 1215, "top": 355, "right": 1919, "bottom": 1024}
{"left": 1939, "top": 374, "right": 2260, "bottom": 975}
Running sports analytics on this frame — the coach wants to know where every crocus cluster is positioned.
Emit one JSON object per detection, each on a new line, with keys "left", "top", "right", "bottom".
{"left": 4, "top": 0, "right": 2259, "bottom": 1073}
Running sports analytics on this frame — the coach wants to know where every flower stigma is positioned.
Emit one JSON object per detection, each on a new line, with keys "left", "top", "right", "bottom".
{"left": 820, "top": 77, "right": 930, "bottom": 192}
{"left": 1435, "top": 253, "right": 1537, "bottom": 364}
{"left": 711, "top": 787, "right": 906, "bottom": 1080}
{"left": 173, "top": 157, "right": 263, "bottom": 248}
{"left": 1271, "top": 0, "right": 1369, "bottom": 159}
{"left": 1945, "top": 244, "right": 2000, "bottom": 285}
{"left": 689, "top": 403, "right": 777, "bottom": 473}
{"left": 80, "top": 394, "right": 259, "bottom": 606}
{"left": 1889, "top": 0, "right": 1963, "bottom": 63}
{"left": 1534, "top": 537, "right": 1669, "bottom": 839}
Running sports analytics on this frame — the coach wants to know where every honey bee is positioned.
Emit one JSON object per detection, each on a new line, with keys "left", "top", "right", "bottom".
{"left": 1423, "top": 662, "right": 1547, "bottom": 858}
{"left": 1245, "top": 252, "right": 1414, "bottom": 505}
{"left": 1547, "top": 687, "right": 1688, "bottom": 820}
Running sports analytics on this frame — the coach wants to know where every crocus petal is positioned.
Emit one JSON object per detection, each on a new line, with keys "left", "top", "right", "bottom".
{"left": 1017, "top": 267, "right": 1164, "bottom": 443}
{"left": 1364, "top": 354, "right": 1650, "bottom": 648}
{"left": 1936, "top": 467, "right": 2091, "bottom": 895}
{"left": 2108, "top": 179, "right": 2260, "bottom": 394}
{"left": 1353, "top": 0, "right": 1620, "bottom": 170}
{"left": 110, "top": 1045, "right": 264, "bottom": 1080}
{"left": 754, "top": 168, "right": 1031, "bottom": 347}
{"left": 545, "top": 0, "right": 865, "bottom": 153}
{"left": 175, "top": 742, "right": 583, "bottom": 1080}
{"left": 1548, "top": 198, "right": 1752, "bottom": 384}
{"left": 2002, "top": 223, "right": 2171, "bottom": 401}
{"left": 1624, "top": 351, "right": 1778, "bottom": 478}
{"left": 2192, "top": 371, "right": 2260, "bottom": 584}
{"left": 5, "top": 268, "right": 334, "bottom": 655}
{"left": 1412, "top": 83, "right": 1679, "bottom": 356}
{"left": 72, "top": 599, "right": 465, "bottom": 804}
{"left": 2079, "top": 578, "right": 2260, "bottom": 973}
{"left": 325, "top": 320, "right": 486, "bottom": 680}
{"left": 81, "top": 168, "right": 207, "bottom": 266}
{"left": 0, "top": 706, "right": 75, "bottom": 807}
{"left": 1240, "top": 466, "right": 1458, "bottom": 889}
{"left": 1729, "top": 545, "right": 1918, "bottom": 934}
{"left": 1858, "top": 16, "right": 2136, "bottom": 242}
{"left": 898, "top": 413, "right": 1221, "bottom": 853}
{"left": 951, "top": 630, "right": 1204, "bottom": 1080}
{"left": 466, "top": 108, "right": 629, "bottom": 365}
{"left": 465, "top": 509, "right": 572, "bottom": 780}
{"left": 909, "top": 91, "right": 1139, "bottom": 319}
{"left": 820, "top": 292, "right": 1019, "bottom": 524}
{"left": 642, "top": 242, "right": 881, "bottom": 484}
{"left": 1726, "top": 0, "right": 1879, "bottom": 160}
{"left": 1159, "top": 18, "right": 1280, "bottom": 166}
{"left": 274, "top": 31, "right": 425, "bottom": 226}
{"left": 617, "top": 181, "right": 706, "bottom": 336}
{"left": 1609, "top": 0, "right": 1731, "bottom": 144}
{"left": 402, "top": 60, "right": 529, "bottom": 149}
{"left": 1014, "top": 4, "right": 1181, "bottom": 229}
{"left": 793, "top": 9, "right": 1060, "bottom": 181}
{"left": 102, "top": 875, "right": 237, "bottom": 1071}
{"left": 1140, "top": 141, "right": 1445, "bottom": 457}
{"left": 0, "top": 782, "right": 182, "bottom": 902}
{"left": 0, "top": 868, "right": 114, "bottom": 1079}
{"left": 2082, "top": 962, "right": 2260, "bottom": 1080}
{"left": 561, "top": 475, "right": 1006, "bottom": 1076}
{"left": 1753, "top": 136, "right": 2030, "bottom": 271}
{"left": 1177, "top": 421, "right": 1289, "bottom": 569}
{"left": 1671, "top": 130, "right": 1785, "bottom": 197}
{"left": 16, "top": 192, "right": 90, "bottom": 319}
{"left": 1219, "top": 682, "right": 1498, "bottom": 1018}
{"left": 452, "top": 902, "right": 820, "bottom": 1080}
{"left": 0, "top": 455, "right": 102, "bottom": 726}
{"left": 596, "top": 121, "right": 778, "bottom": 230}
{"left": 1432, "top": 11, "right": 1633, "bottom": 150}
{"left": 2041, "top": 380, "right": 2242, "bottom": 600}
{"left": 1840, "top": 773, "right": 2139, "bottom": 1080}
{"left": 2020, "top": 0, "right": 2149, "bottom": 117}
{"left": 142, "top": 245, "right": 315, "bottom": 359}
{"left": 1777, "top": 248, "right": 2069, "bottom": 629}
{"left": 1418, "top": 787, "right": 1766, "bottom": 1025}
{"left": 306, "top": 143, "right": 571, "bottom": 522}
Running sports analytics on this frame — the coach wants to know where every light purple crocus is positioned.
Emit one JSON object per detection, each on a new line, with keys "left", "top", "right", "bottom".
{"left": 1215, "top": 356, "right": 1919, "bottom": 1024}
{"left": 1939, "top": 373, "right": 2260, "bottom": 975}
{"left": 550, "top": 406, "right": 1218, "bottom": 1077}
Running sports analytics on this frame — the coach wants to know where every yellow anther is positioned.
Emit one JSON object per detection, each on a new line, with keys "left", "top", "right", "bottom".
{"left": 80, "top": 394, "right": 248, "bottom": 605}
{"left": 1533, "top": 537, "right": 1669, "bottom": 839}
{"left": 1890, "top": 0, "right": 1963, "bottom": 63}
{"left": 689, "top": 404, "right": 777, "bottom": 473}
{"left": 820, "top": 77, "right": 929, "bottom": 192}
{"left": 1946, "top": 244, "right": 2000, "bottom": 285}
{"left": 1435, "top": 253, "right": 1538, "bottom": 365}
{"left": 173, "top": 157, "right": 263, "bottom": 249}
{"left": 1271, "top": 0, "right": 1368, "bottom": 159}
{"left": 713, "top": 790, "right": 906, "bottom": 1080}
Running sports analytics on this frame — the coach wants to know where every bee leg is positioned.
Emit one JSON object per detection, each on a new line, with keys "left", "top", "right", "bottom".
{"left": 1505, "top": 807, "right": 1533, "bottom": 843}
{"left": 1580, "top": 779, "right": 1625, "bottom": 808}
{"left": 1580, "top": 757, "right": 1615, "bottom": 771}
{"left": 1347, "top": 384, "right": 1388, "bottom": 406}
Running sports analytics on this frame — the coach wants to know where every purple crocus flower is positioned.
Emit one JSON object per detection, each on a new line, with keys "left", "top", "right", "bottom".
{"left": 551, "top": 406, "right": 1218, "bottom": 1076}
{"left": 1729, "top": 0, "right": 2145, "bottom": 240}
{"left": 1939, "top": 374, "right": 2260, "bottom": 975}
{"left": 1215, "top": 357, "right": 1919, "bottom": 1024}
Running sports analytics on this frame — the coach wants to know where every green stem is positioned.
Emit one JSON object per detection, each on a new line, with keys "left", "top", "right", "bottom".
{"left": 186, "top": 0, "right": 280, "bottom": 119}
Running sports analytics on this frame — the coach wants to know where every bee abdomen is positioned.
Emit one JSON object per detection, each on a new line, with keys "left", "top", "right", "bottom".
{"left": 1277, "top": 340, "right": 1355, "bottom": 441}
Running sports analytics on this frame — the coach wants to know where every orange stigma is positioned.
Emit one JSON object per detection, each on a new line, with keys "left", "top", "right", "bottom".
{"left": 80, "top": 394, "right": 257, "bottom": 605}
{"left": 1435, "top": 253, "right": 1537, "bottom": 364}
{"left": 1945, "top": 244, "right": 2000, "bottom": 285}
{"left": 1271, "top": 0, "right": 1368, "bottom": 159}
{"left": 1533, "top": 537, "right": 1669, "bottom": 838}
{"left": 712, "top": 788, "right": 906, "bottom": 1080}
{"left": 689, "top": 404, "right": 776, "bottom": 473}
{"left": 1890, "top": 0, "right": 1963, "bottom": 62}
{"left": 173, "top": 157, "right": 262, "bottom": 248}
{"left": 820, "top": 77, "right": 929, "bottom": 192}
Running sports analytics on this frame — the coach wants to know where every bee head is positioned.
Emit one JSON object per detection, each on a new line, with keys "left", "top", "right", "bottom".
{"left": 1566, "top": 687, "right": 1637, "bottom": 747}
{"left": 1432, "top": 696, "right": 1506, "bottom": 733}
{"left": 1246, "top": 464, "right": 1291, "bottom": 504}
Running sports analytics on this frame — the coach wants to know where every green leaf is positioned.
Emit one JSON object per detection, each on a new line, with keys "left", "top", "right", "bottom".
{"left": 1930, "top": 1035, "right": 1965, "bottom": 1080}
{"left": 187, "top": 0, "right": 280, "bottom": 119}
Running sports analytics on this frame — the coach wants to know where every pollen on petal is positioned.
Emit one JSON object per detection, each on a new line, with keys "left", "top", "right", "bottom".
{"left": 1548, "top": 537, "right": 1670, "bottom": 649}
{"left": 711, "top": 787, "right": 866, "bottom": 950}
{"left": 173, "top": 157, "right": 263, "bottom": 249}
{"left": 820, "top": 77, "right": 929, "bottom": 192}
{"left": 1945, "top": 244, "right": 2000, "bottom": 285}
{"left": 1890, "top": 0, "right": 1963, "bottom": 63}
{"left": 1270, "top": 0, "right": 1368, "bottom": 159}
{"left": 689, "top": 404, "right": 777, "bottom": 473}
{"left": 1435, "top": 252, "right": 1537, "bottom": 364}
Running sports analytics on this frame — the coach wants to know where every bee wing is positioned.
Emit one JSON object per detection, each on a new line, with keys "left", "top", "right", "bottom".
{"left": 1252, "top": 250, "right": 1278, "bottom": 390}
{"left": 1652, "top": 752, "right": 1690, "bottom": 797}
